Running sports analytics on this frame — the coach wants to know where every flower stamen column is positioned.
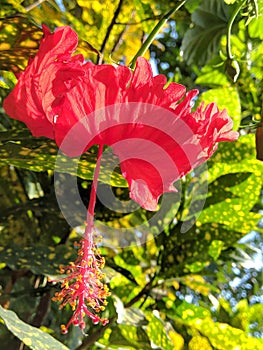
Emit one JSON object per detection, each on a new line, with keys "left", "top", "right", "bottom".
{"left": 52, "top": 144, "right": 110, "bottom": 333}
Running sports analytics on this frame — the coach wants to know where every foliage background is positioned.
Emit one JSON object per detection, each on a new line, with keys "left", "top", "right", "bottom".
{"left": 0, "top": 0, "right": 262, "bottom": 349}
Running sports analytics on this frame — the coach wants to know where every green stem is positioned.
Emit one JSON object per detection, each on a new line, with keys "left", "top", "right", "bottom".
{"left": 128, "top": 1, "right": 186, "bottom": 70}
{"left": 227, "top": 0, "right": 246, "bottom": 59}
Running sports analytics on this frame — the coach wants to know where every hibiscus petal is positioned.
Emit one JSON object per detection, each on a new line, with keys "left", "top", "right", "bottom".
{"left": 131, "top": 57, "right": 153, "bottom": 88}
{"left": 3, "top": 26, "right": 82, "bottom": 139}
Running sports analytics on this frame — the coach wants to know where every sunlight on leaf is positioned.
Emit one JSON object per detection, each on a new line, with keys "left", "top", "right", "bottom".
{"left": 0, "top": 16, "right": 42, "bottom": 72}
{"left": 146, "top": 312, "right": 175, "bottom": 350}
{"left": 200, "top": 87, "right": 241, "bottom": 130}
{"left": 208, "top": 240, "right": 225, "bottom": 260}
{"left": 0, "top": 306, "right": 69, "bottom": 350}
{"left": 0, "top": 128, "right": 128, "bottom": 187}
{"left": 0, "top": 244, "right": 77, "bottom": 276}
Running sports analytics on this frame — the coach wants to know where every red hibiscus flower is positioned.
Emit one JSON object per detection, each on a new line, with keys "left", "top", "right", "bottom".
{"left": 3, "top": 25, "right": 239, "bottom": 333}
{"left": 3, "top": 25, "right": 238, "bottom": 211}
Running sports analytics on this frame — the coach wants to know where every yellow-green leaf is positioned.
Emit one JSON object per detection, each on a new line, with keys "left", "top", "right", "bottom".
{"left": 0, "top": 306, "right": 69, "bottom": 350}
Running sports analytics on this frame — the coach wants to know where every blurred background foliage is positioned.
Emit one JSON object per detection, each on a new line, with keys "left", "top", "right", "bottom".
{"left": 0, "top": 0, "right": 262, "bottom": 349}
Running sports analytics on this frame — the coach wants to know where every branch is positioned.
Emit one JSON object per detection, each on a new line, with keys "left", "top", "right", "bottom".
{"left": 31, "top": 291, "right": 51, "bottom": 327}
{"left": 97, "top": 0, "right": 124, "bottom": 63}
{"left": 124, "top": 275, "right": 155, "bottom": 308}
{"left": 110, "top": 9, "right": 136, "bottom": 56}
{"left": 24, "top": 0, "right": 47, "bottom": 12}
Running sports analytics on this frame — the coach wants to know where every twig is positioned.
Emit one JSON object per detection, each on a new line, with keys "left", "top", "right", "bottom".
{"left": 124, "top": 275, "right": 155, "bottom": 308}
{"left": 24, "top": 0, "right": 47, "bottom": 12}
{"left": 97, "top": 0, "right": 124, "bottom": 63}
{"left": 110, "top": 10, "right": 136, "bottom": 56}
{"left": 31, "top": 291, "right": 51, "bottom": 327}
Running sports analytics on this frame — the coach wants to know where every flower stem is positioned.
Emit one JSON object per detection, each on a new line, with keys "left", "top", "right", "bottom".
{"left": 128, "top": 1, "right": 186, "bottom": 70}
{"left": 85, "top": 144, "right": 104, "bottom": 242}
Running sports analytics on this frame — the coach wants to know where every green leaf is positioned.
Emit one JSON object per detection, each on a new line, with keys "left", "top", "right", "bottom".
{"left": 133, "top": 0, "right": 155, "bottom": 32}
{"left": 208, "top": 240, "right": 225, "bottom": 260}
{"left": 209, "top": 133, "right": 257, "bottom": 163}
{"left": 181, "top": 0, "right": 230, "bottom": 65}
{"left": 0, "top": 16, "right": 42, "bottom": 72}
{"left": 0, "top": 306, "right": 69, "bottom": 350}
{"left": 0, "top": 128, "right": 128, "bottom": 187}
{"left": 112, "top": 299, "right": 147, "bottom": 327}
{"left": 199, "top": 165, "right": 262, "bottom": 233}
{"left": 0, "top": 244, "right": 77, "bottom": 275}
{"left": 176, "top": 301, "right": 211, "bottom": 321}
{"left": 248, "top": 0, "right": 263, "bottom": 39}
{"left": 171, "top": 302, "right": 263, "bottom": 350}
{"left": 113, "top": 254, "right": 144, "bottom": 286}
{"left": 195, "top": 319, "right": 263, "bottom": 350}
{"left": 109, "top": 323, "right": 152, "bottom": 349}
{"left": 107, "top": 258, "right": 139, "bottom": 285}
{"left": 179, "top": 275, "right": 220, "bottom": 295}
{"left": 250, "top": 41, "right": 263, "bottom": 80}
{"left": 185, "top": 0, "right": 204, "bottom": 13}
{"left": 197, "top": 134, "right": 263, "bottom": 245}
{"left": 160, "top": 134, "right": 263, "bottom": 277}
{"left": 224, "top": 0, "right": 237, "bottom": 4}
{"left": 195, "top": 62, "right": 229, "bottom": 87}
{"left": 199, "top": 87, "right": 241, "bottom": 130}
{"left": 146, "top": 312, "right": 175, "bottom": 350}
{"left": 185, "top": 261, "right": 209, "bottom": 273}
{"left": 0, "top": 0, "right": 25, "bottom": 17}
{"left": 189, "top": 335, "right": 212, "bottom": 350}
